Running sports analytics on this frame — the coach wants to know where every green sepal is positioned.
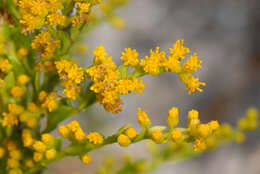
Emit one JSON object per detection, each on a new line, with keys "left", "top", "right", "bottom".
{"left": 116, "top": 123, "right": 131, "bottom": 135}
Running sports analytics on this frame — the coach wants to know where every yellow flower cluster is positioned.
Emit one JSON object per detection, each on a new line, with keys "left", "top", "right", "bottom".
{"left": 117, "top": 128, "right": 137, "bottom": 147}
{"left": 31, "top": 31, "right": 60, "bottom": 59}
{"left": 21, "top": 130, "right": 58, "bottom": 164}
{"left": 0, "top": 58, "right": 12, "bottom": 73}
{"left": 140, "top": 46, "right": 167, "bottom": 75}
{"left": 2, "top": 102, "right": 39, "bottom": 128}
{"left": 86, "top": 45, "right": 146, "bottom": 113}
{"left": 32, "top": 134, "right": 56, "bottom": 162}
{"left": 55, "top": 60, "right": 85, "bottom": 100}
{"left": 120, "top": 48, "right": 139, "bottom": 67}
{"left": 2, "top": 104, "right": 23, "bottom": 127}
{"left": 140, "top": 40, "right": 205, "bottom": 94}
{"left": 10, "top": 74, "right": 30, "bottom": 99}
{"left": 0, "top": 139, "right": 25, "bottom": 174}
{"left": 135, "top": 107, "right": 221, "bottom": 152}
{"left": 38, "top": 91, "right": 59, "bottom": 112}
{"left": 17, "top": 0, "right": 66, "bottom": 31}
{"left": 186, "top": 109, "right": 220, "bottom": 151}
{"left": 72, "top": 0, "right": 101, "bottom": 27}
{"left": 58, "top": 120, "right": 103, "bottom": 145}
{"left": 238, "top": 107, "right": 258, "bottom": 131}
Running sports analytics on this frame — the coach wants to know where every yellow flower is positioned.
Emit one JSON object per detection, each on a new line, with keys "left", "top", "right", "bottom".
{"left": 0, "top": 58, "right": 12, "bottom": 72}
{"left": 182, "top": 53, "right": 202, "bottom": 73}
{"left": 77, "top": 2, "right": 90, "bottom": 13}
{"left": 27, "top": 118, "right": 38, "bottom": 128}
{"left": 33, "top": 152, "right": 43, "bottom": 162}
{"left": 238, "top": 107, "right": 259, "bottom": 131}
{"left": 41, "top": 133, "right": 53, "bottom": 145}
{"left": 18, "top": 74, "right": 29, "bottom": 85}
{"left": 193, "top": 139, "right": 206, "bottom": 152}
{"left": 75, "top": 129, "right": 87, "bottom": 142}
{"left": 45, "top": 149, "right": 56, "bottom": 160}
{"left": 29, "top": 0, "right": 48, "bottom": 16}
{"left": 58, "top": 125, "right": 70, "bottom": 138}
{"left": 18, "top": 47, "right": 28, "bottom": 57}
{"left": 187, "top": 109, "right": 199, "bottom": 127}
{"left": 167, "top": 107, "right": 179, "bottom": 128}
{"left": 48, "top": 12, "right": 65, "bottom": 26}
{"left": 117, "top": 134, "right": 131, "bottom": 147}
{"left": 31, "top": 31, "right": 60, "bottom": 58}
{"left": 2, "top": 112, "right": 18, "bottom": 127}
{"left": 140, "top": 47, "right": 166, "bottom": 75}
{"left": 38, "top": 91, "right": 47, "bottom": 102}
{"left": 120, "top": 48, "right": 139, "bottom": 67}
{"left": 198, "top": 124, "right": 211, "bottom": 138}
{"left": 131, "top": 77, "right": 146, "bottom": 94}
{"left": 10, "top": 150, "right": 22, "bottom": 160}
{"left": 164, "top": 54, "right": 181, "bottom": 73}
{"left": 25, "top": 158, "right": 34, "bottom": 168}
{"left": 179, "top": 73, "right": 206, "bottom": 94}
{"left": 209, "top": 121, "right": 219, "bottom": 131}
{"left": 55, "top": 60, "right": 84, "bottom": 100}
{"left": 171, "top": 129, "right": 182, "bottom": 141}
{"left": 6, "top": 140, "right": 17, "bottom": 151}
{"left": 8, "top": 103, "right": 24, "bottom": 115}
{"left": 9, "top": 168, "right": 23, "bottom": 174}
{"left": 87, "top": 132, "right": 103, "bottom": 145}
{"left": 7, "top": 158, "right": 19, "bottom": 168}
{"left": 151, "top": 129, "right": 163, "bottom": 143}
{"left": 169, "top": 40, "right": 190, "bottom": 60}
{"left": 81, "top": 153, "right": 92, "bottom": 165}
{"left": 20, "top": 14, "right": 44, "bottom": 31}
{"left": 67, "top": 120, "right": 80, "bottom": 133}
{"left": 11, "top": 86, "right": 24, "bottom": 98}
{"left": 33, "top": 141, "right": 46, "bottom": 152}
{"left": 125, "top": 128, "right": 137, "bottom": 139}
{"left": 0, "top": 147, "right": 5, "bottom": 158}
{"left": 137, "top": 108, "right": 151, "bottom": 127}
{"left": 22, "top": 129, "right": 34, "bottom": 147}
{"left": 41, "top": 92, "right": 58, "bottom": 112}
{"left": 28, "top": 102, "right": 38, "bottom": 112}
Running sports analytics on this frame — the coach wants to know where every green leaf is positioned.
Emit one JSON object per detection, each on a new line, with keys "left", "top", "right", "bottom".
{"left": 54, "top": 137, "right": 62, "bottom": 151}
{"left": 4, "top": 72, "right": 15, "bottom": 89}
{"left": 43, "top": 105, "right": 77, "bottom": 133}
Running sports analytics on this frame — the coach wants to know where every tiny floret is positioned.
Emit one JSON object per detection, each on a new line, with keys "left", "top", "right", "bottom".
{"left": 137, "top": 108, "right": 151, "bottom": 127}
{"left": 117, "top": 134, "right": 131, "bottom": 147}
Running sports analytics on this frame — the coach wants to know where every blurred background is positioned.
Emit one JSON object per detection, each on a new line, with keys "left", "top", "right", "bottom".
{"left": 48, "top": 0, "right": 260, "bottom": 173}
